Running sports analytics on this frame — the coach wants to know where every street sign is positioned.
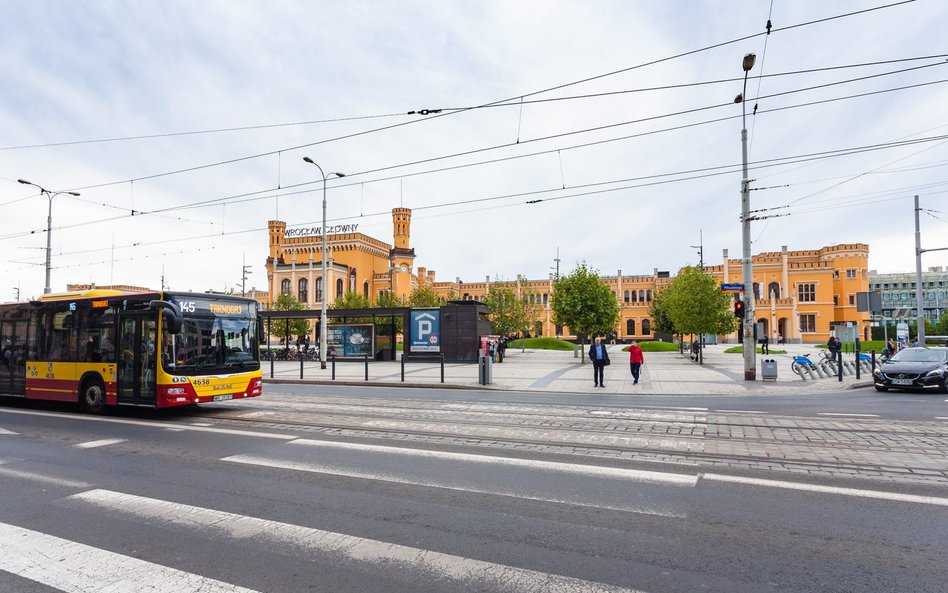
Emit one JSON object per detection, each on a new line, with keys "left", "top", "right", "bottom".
{"left": 721, "top": 283, "right": 744, "bottom": 293}
{"left": 409, "top": 309, "right": 441, "bottom": 352}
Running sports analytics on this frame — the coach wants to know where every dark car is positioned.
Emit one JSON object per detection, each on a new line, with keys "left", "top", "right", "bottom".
{"left": 872, "top": 347, "right": 948, "bottom": 393}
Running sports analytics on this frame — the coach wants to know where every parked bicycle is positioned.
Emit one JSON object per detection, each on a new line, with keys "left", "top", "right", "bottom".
{"left": 790, "top": 354, "right": 818, "bottom": 376}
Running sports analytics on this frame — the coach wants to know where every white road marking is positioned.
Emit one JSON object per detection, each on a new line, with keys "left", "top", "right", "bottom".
{"left": 68, "top": 489, "right": 648, "bottom": 593}
{"left": 0, "top": 467, "right": 91, "bottom": 488}
{"left": 935, "top": 417, "right": 948, "bottom": 420}
{"left": 714, "top": 410, "right": 766, "bottom": 414}
{"left": 286, "top": 438, "right": 698, "bottom": 486}
{"left": 0, "top": 521, "right": 261, "bottom": 593}
{"left": 816, "top": 413, "right": 880, "bottom": 418}
{"left": 74, "top": 438, "right": 127, "bottom": 449}
{"left": 702, "top": 474, "right": 948, "bottom": 507}
{"left": 0, "top": 427, "right": 18, "bottom": 435}
{"left": 224, "top": 455, "right": 684, "bottom": 517}
{"left": 0, "top": 408, "right": 295, "bottom": 440}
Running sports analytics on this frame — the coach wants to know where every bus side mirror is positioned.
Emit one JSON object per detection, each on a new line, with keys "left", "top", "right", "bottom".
{"left": 149, "top": 300, "right": 183, "bottom": 335}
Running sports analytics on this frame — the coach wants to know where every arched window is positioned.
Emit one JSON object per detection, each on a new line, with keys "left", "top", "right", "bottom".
{"left": 646, "top": 289, "right": 652, "bottom": 302}
{"left": 638, "top": 290, "right": 645, "bottom": 302}
{"left": 315, "top": 277, "right": 323, "bottom": 302}
{"left": 336, "top": 278, "right": 344, "bottom": 298}
{"left": 543, "top": 293, "right": 548, "bottom": 305}
{"left": 626, "top": 319, "right": 635, "bottom": 335}
{"left": 298, "top": 278, "right": 308, "bottom": 303}
{"left": 363, "top": 281, "right": 369, "bottom": 299}
{"left": 631, "top": 290, "right": 637, "bottom": 302}
{"left": 768, "top": 282, "right": 780, "bottom": 300}
{"left": 349, "top": 268, "right": 357, "bottom": 292}
{"left": 753, "top": 282, "right": 761, "bottom": 301}
{"left": 624, "top": 290, "right": 630, "bottom": 303}
{"left": 280, "top": 279, "right": 291, "bottom": 294}
{"left": 642, "top": 319, "right": 651, "bottom": 335}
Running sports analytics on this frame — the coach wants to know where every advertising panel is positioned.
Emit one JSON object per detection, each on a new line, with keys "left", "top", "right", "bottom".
{"left": 326, "top": 324, "right": 375, "bottom": 358}
{"left": 410, "top": 309, "right": 440, "bottom": 352}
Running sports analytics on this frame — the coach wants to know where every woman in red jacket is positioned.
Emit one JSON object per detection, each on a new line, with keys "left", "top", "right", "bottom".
{"left": 628, "top": 341, "right": 644, "bottom": 385}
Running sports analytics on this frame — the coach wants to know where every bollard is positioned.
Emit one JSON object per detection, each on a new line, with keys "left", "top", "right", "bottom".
{"left": 332, "top": 355, "right": 336, "bottom": 380}
{"left": 837, "top": 350, "right": 843, "bottom": 382}
{"left": 270, "top": 351, "right": 274, "bottom": 378}
{"left": 365, "top": 353, "right": 369, "bottom": 381}
{"left": 440, "top": 353, "right": 445, "bottom": 383}
{"left": 300, "top": 353, "right": 304, "bottom": 380}
{"left": 574, "top": 345, "right": 579, "bottom": 359}
{"left": 871, "top": 350, "right": 876, "bottom": 373}
{"left": 401, "top": 354, "right": 405, "bottom": 382}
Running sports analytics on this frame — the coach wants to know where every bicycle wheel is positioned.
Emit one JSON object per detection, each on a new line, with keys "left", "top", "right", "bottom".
{"left": 791, "top": 362, "right": 803, "bottom": 375}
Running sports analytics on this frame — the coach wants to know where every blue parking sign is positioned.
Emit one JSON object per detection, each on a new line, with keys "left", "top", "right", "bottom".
{"left": 410, "top": 309, "right": 440, "bottom": 352}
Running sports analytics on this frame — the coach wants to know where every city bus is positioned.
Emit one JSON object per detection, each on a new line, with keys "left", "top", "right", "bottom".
{"left": 0, "top": 289, "right": 262, "bottom": 413}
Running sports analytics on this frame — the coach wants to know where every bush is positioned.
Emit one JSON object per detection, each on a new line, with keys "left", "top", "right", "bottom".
{"left": 621, "top": 341, "right": 680, "bottom": 352}
{"left": 724, "top": 346, "right": 787, "bottom": 354}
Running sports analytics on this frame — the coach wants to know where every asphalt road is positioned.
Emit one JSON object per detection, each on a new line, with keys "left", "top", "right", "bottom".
{"left": 1, "top": 386, "right": 946, "bottom": 593}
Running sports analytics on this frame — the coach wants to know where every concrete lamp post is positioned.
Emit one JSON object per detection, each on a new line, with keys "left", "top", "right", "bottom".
{"left": 302, "top": 157, "right": 345, "bottom": 369}
{"left": 734, "top": 52, "right": 757, "bottom": 380}
{"left": 17, "top": 179, "right": 80, "bottom": 295}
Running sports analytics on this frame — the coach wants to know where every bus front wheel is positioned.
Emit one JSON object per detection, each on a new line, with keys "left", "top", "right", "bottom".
{"left": 80, "top": 379, "right": 107, "bottom": 414}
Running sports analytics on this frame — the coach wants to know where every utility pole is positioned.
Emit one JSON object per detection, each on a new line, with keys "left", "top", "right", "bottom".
{"left": 13, "top": 286, "right": 20, "bottom": 301}
{"left": 552, "top": 247, "right": 561, "bottom": 280}
{"left": 241, "top": 253, "right": 252, "bottom": 297}
{"left": 913, "top": 195, "right": 948, "bottom": 345}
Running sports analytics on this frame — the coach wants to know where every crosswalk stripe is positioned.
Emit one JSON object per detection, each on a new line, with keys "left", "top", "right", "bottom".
{"left": 74, "top": 438, "right": 127, "bottom": 449}
{"left": 69, "top": 489, "right": 648, "bottom": 593}
{"left": 286, "top": 438, "right": 698, "bottom": 486}
{"left": 0, "top": 466, "right": 90, "bottom": 488}
{"left": 0, "top": 521, "right": 262, "bottom": 593}
{"left": 702, "top": 474, "right": 948, "bottom": 506}
{"left": 0, "top": 427, "right": 18, "bottom": 435}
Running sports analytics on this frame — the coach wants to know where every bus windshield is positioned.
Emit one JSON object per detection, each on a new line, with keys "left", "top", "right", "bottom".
{"left": 163, "top": 315, "right": 259, "bottom": 375}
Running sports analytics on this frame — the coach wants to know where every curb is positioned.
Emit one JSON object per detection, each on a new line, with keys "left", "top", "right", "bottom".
{"left": 263, "top": 378, "right": 486, "bottom": 391}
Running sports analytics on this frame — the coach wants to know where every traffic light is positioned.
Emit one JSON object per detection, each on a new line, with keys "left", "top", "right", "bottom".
{"left": 734, "top": 299, "right": 745, "bottom": 318}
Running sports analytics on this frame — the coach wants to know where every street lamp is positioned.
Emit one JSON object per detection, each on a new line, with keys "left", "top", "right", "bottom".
{"left": 17, "top": 179, "right": 80, "bottom": 295}
{"left": 734, "top": 52, "right": 757, "bottom": 380}
{"left": 302, "top": 157, "right": 345, "bottom": 369}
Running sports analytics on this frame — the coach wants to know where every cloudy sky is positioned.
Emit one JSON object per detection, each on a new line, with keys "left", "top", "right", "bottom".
{"left": 2, "top": 0, "right": 947, "bottom": 300}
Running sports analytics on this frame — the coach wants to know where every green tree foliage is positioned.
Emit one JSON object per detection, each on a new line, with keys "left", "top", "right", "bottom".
{"left": 375, "top": 291, "right": 406, "bottom": 333}
{"left": 661, "top": 266, "right": 737, "bottom": 337}
{"left": 269, "top": 292, "right": 311, "bottom": 344}
{"left": 482, "top": 285, "right": 522, "bottom": 337}
{"left": 332, "top": 291, "right": 373, "bottom": 323}
{"left": 649, "top": 288, "right": 677, "bottom": 336}
{"left": 408, "top": 286, "right": 441, "bottom": 308}
{"left": 551, "top": 262, "right": 619, "bottom": 361}
{"left": 934, "top": 312, "right": 948, "bottom": 337}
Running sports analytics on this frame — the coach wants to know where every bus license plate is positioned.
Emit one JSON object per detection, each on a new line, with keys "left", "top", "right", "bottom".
{"left": 892, "top": 379, "right": 913, "bottom": 385}
{"left": 212, "top": 394, "right": 233, "bottom": 401}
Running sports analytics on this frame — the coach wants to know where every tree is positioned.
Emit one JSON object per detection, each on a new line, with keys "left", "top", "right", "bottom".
{"left": 660, "top": 267, "right": 737, "bottom": 359}
{"left": 269, "top": 292, "right": 311, "bottom": 346}
{"left": 649, "top": 288, "right": 677, "bottom": 337}
{"left": 332, "top": 291, "right": 373, "bottom": 323}
{"left": 550, "top": 262, "right": 619, "bottom": 362}
{"left": 408, "top": 286, "right": 441, "bottom": 308}
{"left": 482, "top": 285, "right": 522, "bottom": 338}
{"left": 375, "top": 291, "right": 406, "bottom": 333}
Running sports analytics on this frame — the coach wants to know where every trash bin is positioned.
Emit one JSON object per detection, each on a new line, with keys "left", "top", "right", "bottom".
{"left": 761, "top": 358, "right": 778, "bottom": 381}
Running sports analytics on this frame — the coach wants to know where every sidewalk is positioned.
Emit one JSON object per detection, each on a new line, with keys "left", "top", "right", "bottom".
{"left": 263, "top": 343, "right": 876, "bottom": 395}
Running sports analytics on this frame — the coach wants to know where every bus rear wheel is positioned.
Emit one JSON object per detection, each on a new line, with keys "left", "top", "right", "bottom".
{"left": 80, "top": 379, "right": 107, "bottom": 414}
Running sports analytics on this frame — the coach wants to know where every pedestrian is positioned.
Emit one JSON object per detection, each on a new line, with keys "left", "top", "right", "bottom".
{"left": 587, "top": 336, "right": 610, "bottom": 388}
{"left": 628, "top": 340, "right": 644, "bottom": 385}
{"left": 295, "top": 336, "right": 302, "bottom": 351}
{"left": 777, "top": 332, "right": 784, "bottom": 344}
{"left": 690, "top": 339, "right": 700, "bottom": 362}
{"left": 304, "top": 335, "right": 311, "bottom": 353}
{"left": 761, "top": 334, "right": 769, "bottom": 355}
{"left": 827, "top": 335, "right": 840, "bottom": 358}
{"left": 886, "top": 338, "right": 896, "bottom": 355}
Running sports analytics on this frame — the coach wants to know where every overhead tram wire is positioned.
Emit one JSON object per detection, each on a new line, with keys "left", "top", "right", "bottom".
{"left": 4, "top": 76, "right": 948, "bottom": 245}
{"left": 59, "top": 0, "right": 918, "bottom": 194}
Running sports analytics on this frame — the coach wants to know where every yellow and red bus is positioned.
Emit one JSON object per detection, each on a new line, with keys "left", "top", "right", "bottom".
{"left": 0, "top": 289, "right": 262, "bottom": 413}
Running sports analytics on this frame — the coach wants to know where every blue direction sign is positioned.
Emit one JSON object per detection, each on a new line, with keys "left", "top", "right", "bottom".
{"left": 721, "top": 283, "right": 744, "bottom": 293}
{"left": 409, "top": 309, "right": 441, "bottom": 352}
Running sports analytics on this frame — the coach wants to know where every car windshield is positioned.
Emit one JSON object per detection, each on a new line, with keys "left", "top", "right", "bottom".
{"left": 888, "top": 348, "right": 948, "bottom": 364}
{"left": 162, "top": 315, "right": 259, "bottom": 374}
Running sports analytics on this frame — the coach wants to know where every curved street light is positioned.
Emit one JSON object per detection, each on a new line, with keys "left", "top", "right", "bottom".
{"left": 302, "top": 157, "right": 345, "bottom": 369}
{"left": 18, "top": 179, "right": 80, "bottom": 295}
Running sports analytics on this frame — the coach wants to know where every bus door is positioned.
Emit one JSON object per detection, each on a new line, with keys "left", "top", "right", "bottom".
{"left": 0, "top": 320, "right": 27, "bottom": 396}
{"left": 117, "top": 314, "right": 157, "bottom": 405}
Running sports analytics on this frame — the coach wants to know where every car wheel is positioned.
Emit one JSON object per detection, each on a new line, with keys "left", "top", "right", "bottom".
{"left": 874, "top": 385, "right": 889, "bottom": 392}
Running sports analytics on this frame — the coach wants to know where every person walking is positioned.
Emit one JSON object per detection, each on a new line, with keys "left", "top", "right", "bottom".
{"left": 761, "top": 334, "right": 769, "bottom": 355}
{"left": 628, "top": 341, "right": 644, "bottom": 385}
{"left": 588, "top": 336, "right": 610, "bottom": 388}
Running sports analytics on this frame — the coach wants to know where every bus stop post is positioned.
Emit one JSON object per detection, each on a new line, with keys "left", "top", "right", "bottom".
{"left": 401, "top": 353, "right": 405, "bottom": 382}
{"left": 332, "top": 355, "right": 336, "bottom": 380}
{"left": 364, "top": 353, "right": 369, "bottom": 381}
{"left": 440, "top": 353, "right": 445, "bottom": 383}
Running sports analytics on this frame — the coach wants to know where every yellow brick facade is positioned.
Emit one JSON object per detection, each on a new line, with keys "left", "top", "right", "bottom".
{"left": 263, "top": 208, "right": 870, "bottom": 344}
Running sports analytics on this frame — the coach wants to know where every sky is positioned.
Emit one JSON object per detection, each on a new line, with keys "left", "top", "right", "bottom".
{"left": 2, "top": 0, "right": 947, "bottom": 301}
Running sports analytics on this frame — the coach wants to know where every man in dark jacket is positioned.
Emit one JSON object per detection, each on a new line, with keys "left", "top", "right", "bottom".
{"left": 588, "top": 336, "right": 610, "bottom": 388}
